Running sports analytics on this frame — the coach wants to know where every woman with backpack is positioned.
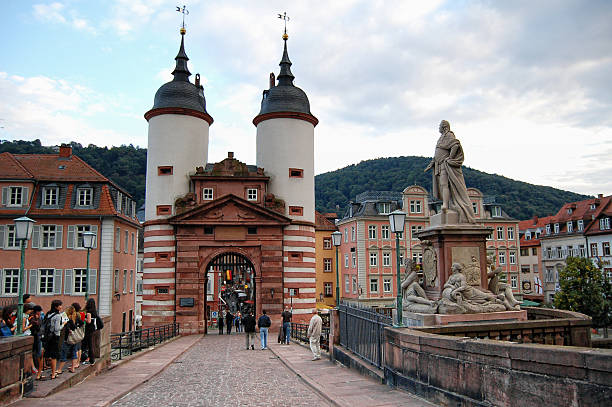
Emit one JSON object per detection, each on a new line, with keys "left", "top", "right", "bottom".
{"left": 72, "top": 302, "right": 86, "bottom": 368}
{"left": 44, "top": 300, "right": 64, "bottom": 379}
{"left": 81, "top": 298, "right": 102, "bottom": 366}
{"left": 57, "top": 306, "right": 83, "bottom": 374}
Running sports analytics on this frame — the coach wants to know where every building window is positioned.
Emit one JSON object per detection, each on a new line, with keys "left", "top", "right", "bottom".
{"left": 600, "top": 218, "right": 611, "bottom": 230}
{"left": 247, "top": 227, "right": 257, "bottom": 235}
{"left": 323, "top": 238, "right": 332, "bottom": 249}
{"left": 510, "top": 275, "right": 518, "bottom": 289}
{"left": 115, "top": 227, "right": 121, "bottom": 252}
{"left": 76, "top": 225, "right": 91, "bottom": 248}
{"left": 509, "top": 251, "right": 516, "bottom": 264}
{"left": 591, "top": 243, "right": 598, "bottom": 256}
{"left": 567, "top": 221, "right": 573, "bottom": 233}
{"left": 156, "top": 287, "right": 169, "bottom": 295}
{"left": 41, "top": 225, "right": 57, "bottom": 248}
{"left": 383, "top": 252, "right": 391, "bottom": 267}
{"left": 202, "top": 188, "right": 213, "bottom": 200}
{"left": 157, "top": 166, "right": 173, "bottom": 175}
{"left": 554, "top": 223, "right": 560, "bottom": 234}
{"left": 114, "top": 270, "right": 119, "bottom": 293}
{"left": 603, "top": 242, "right": 611, "bottom": 256}
{"left": 344, "top": 228, "right": 348, "bottom": 243}
{"left": 525, "top": 231, "right": 531, "bottom": 240}
{"left": 499, "top": 252, "right": 506, "bottom": 265}
{"left": 378, "top": 203, "right": 391, "bottom": 215}
{"left": 345, "top": 276, "right": 350, "bottom": 293}
{"left": 381, "top": 225, "right": 389, "bottom": 240}
{"left": 546, "top": 224, "right": 551, "bottom": 235}
{"left": 383, "top": 278, "right": 392, "bottom": 293}
{"left": 411, "top": 225, "right": 423, "bottom": 240}
{"left": 521, "top": 265, "right": 530, "bottom": 273}
{"left": 156, "top": 205, "right": 172, "bottom": 215}
{"left": 324, "top": 282, "right": 333, "bottom": 297}
{"left": 43, "top": 187, "right": 59, "bottom": 206}
{"left": 369, "top": 252, "right": 378, "bottom": 267}
{"left": 410, "top": 200, "right": 422, "bottom": 213}
{"left": 155, "top": 252, "right": 170, "bottom": 262}
{"left": 74, "top": 269, "right": 87, "bottom": 294}
{"left": 520, "top": 248, "right": 528, "bottom": 256}
{"left": 124, "top": 230, "right": 129, "bottom": 253}
{"left": 507, "top": 227, "right": 515, "bottom": 240}
{"left": 532, "top": 247, "right": 537, "bottom": 256}
{"left": 39, "top": 269, "right": 55, "bottom": 294}
{"left": 370, "top": 278, "right": 378, "bottom": 293}
{"left": 136, "top": 279, "right": 143, "bottom": 295}
{"left": 591, "top": 203, "right": 597, "bottom": 210}
{"left": 352, "top": 276, "right": 357, "bottom": 294}
{"left": 412, "top": 252, "right": 423, "bottom": 264}
{"left": 491, "top": 206, "right": 501, "bottom": 217}
{"left": 352, "top": 252, "right": 356, "bottom": 268}
{"left": 324, "top": 258, "right": 332, "bottom": 272}
{"left": 123, "top": 270, "right": 127, "bottom": 293}
{"left": 577, "top": 220, "right": 584, "bottom": 231}
{"left": 3, "top": 269, "right": 19, "bottom": 295}
{"left": 131, "top": 233, "right": 135, "bottom": 254}
{"left": 289, "top": 168, "right": 304, "bottom": 178}
{"left": 5, "top": 225, "right": 19, "bottom": 248}
{"left": 351, "top": 226, "right": 356, "bottom": 241}
{"left": 247, "top": 188, "right": 258, "bottom": 201}
{"left": 289, "top": 206, "right": 303, "bottom": 216}
{"left": 8, "top": 186, "right": 24, "bottom": 206}
{"left": 344, "top": 254, "right": 349, "bottom": 268}
{"left": 472, "top": 202, "right": 478, "bottom": 214}
{"left": 368, "top": 225, "right": 377, "bottom": 239}
{"left": 496, "top": 227, "right": 504, "bottom": 240}
{"left": 204, "top": 226, "right": 214, "bottom": 235}
{"left": 77, "top": 187, "right": 93, "bottom": 207}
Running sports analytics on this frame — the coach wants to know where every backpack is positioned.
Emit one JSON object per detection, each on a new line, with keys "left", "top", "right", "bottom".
{"left": 41, "top": 312, "right": 56, "bottom": 343}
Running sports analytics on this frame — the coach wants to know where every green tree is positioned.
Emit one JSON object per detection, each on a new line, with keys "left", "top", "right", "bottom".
{"left": 554, "top": 257, "right": 606, "bottom": 327}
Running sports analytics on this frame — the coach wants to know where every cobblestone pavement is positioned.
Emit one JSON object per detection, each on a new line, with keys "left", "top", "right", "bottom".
{"left": 113, "top": 333, "right": 330, "bottom": 407}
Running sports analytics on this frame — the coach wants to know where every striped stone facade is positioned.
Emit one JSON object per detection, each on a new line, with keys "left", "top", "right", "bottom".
{"left": 283, "top": 223, "right": 317, "bottom": 321}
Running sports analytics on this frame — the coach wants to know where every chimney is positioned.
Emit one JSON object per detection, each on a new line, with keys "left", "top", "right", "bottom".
{"left": 59, "top": 144, "right": 72, "bottom": 158}
{"left": 269, "top": 73, "right": 275, "bottom": 89}
{"left": 532, "top": 215, "right": 538, "bottom": 225}
{"left": 228, "top": 152, "right": 234, "bottom": 159}
{"left": 195, "top": 73, "right": 200, "bottom": 87}
{"left": 598, "top": 194, "right": 603, "bottom": 199}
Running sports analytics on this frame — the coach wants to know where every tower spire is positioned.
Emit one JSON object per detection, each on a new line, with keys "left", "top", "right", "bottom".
{"left": 171, "top": 29, "right": 191, "bottom": 82}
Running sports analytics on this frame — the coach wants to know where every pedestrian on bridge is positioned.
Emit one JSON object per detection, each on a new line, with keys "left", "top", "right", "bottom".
{"left": 281, "top": 306, "right": 292, "bottom": 345}
{"left": 257, "top": 309, "right": 271, "bottom": 350}
{"left": 218, "top": 311, "right": 224, "bottom": 335}
{"left": 307, "top": 309, "right": 322, "bottom": 361}
{"left": 243, "top": 312, "right": 256, "bottom": 350}
{"left": 226, "top": 310, "right": 234, "bottom": 335}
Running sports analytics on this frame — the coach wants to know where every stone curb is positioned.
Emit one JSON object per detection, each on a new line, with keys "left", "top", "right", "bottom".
{"left": 101, "top": 334, "right": 202, "bottom": 407}
{"left": 268, "top": 344, "right": 346, "bottom": 407}
{"left": 108, "top": 334, "right": 183, "bottom": 370}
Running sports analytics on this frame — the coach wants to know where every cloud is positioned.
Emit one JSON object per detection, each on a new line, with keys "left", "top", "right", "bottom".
{"left": 32, "top": 2, "right": 96, "bottom": 34}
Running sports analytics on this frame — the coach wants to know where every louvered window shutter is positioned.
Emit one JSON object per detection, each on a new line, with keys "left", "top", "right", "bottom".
{"left": 67, "top": 225, "right": 75, "bottom": 249}
{"left": 29, "top": 269, "right": 38, "bottom": 294}
{"left": 117, "top": 192, "right": 122, "bottom": 212}
{"left": 0, "top": 269, "right": 4, "bottom": 295}
{"left": 88, "top": 269, "right": 97, "bottom": 294}
{"left": 92, "top": 225, "right": 98, "bottom": 248}
{"left": 0, "top": 225, "right": 5, "bottom": 249}
{"left": 56, "top": 225, "right": 63, "bottom": 248}
{"left": 64, "top": 269, "right": 73, "bottom": 295}
{"left": 22, "top": 187, "right": 29, "bottom": 206}
{"left": 31, "top": 225, "right": 40, "bottom": 249}
{"left": 53, "top": 269, "right": 63, "bottom": 294}
{"left": 1, "top": 187, "right": 8, "bottom": 206}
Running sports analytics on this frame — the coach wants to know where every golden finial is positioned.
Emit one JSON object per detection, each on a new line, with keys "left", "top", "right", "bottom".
{"left": 180, "top": 27, "right": 186, "bottom": 35}
{"left": 176, "top": 5, "right": 188, "bottom": 35}
{"left": 278, "top": 12, "right": 290, "bottom": 40}
{"left": 282, "top": 33, "right": 288, "bottom": 40}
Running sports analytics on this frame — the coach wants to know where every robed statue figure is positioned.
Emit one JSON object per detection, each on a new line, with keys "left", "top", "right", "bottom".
{"left": 424, "top": 120, "right": 475, "bottom": 224}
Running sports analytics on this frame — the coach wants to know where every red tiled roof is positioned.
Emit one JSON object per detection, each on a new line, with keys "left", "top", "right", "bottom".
{"left": 315, "top": 211, "right": 337, "bottom": 231}
{"left": 584, "top": 197, "right": 612, "bottom": 235}
{"left": 12, "top": 153, "right": 108, "bottom": 182}
{"left": 518, "top": 215, "right": 555, "bottom": 231}
{"left": 0, "top": 152, "right": 34, "bottom": 179}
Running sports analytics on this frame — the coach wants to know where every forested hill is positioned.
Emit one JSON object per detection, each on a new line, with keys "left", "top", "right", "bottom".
{"left": 1, "top": 140, "right": 590, "bottom": 220}
{"left": 315, "top": 156, "right": 591, "bottom": 220}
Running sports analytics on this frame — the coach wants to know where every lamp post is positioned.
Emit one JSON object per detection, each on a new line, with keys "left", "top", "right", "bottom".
{"left": 331, "top": 231, "right": 342, "bottom": 306}
{"left": 388, "top": 210, "right": 406, "bottom": 327}
{"left": 82, "top": 231, "right": 96, "bottom": 302}
{"left": 14, "top": 216, "right": 35, "bottom": 335}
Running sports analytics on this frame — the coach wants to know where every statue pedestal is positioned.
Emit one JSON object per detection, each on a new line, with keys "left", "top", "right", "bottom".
{"left": 416, "top": 222, "right": 492, "bottom": 300}
{"left": 403, "top": 310, "right": 527, "bottom": 327}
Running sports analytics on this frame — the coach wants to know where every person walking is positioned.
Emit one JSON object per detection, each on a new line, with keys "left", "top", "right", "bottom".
{"left": 30, "top": 305, "right": 44, "bottom": 378}
{"left": 257, "top": 309, "right": 271, "bottom": 350}
{"left": 243, "top": 312, "right": 256, "bottom": 350}
{"left": 218, "top": 310, "right": 225, "bottom": 335}
{"left": 225, "top": 310, "right": 234, "bottom": 335}
{"left": 57, "top": 306, "right": 83, "bottom": 374}
{"left": 281, "top": 306, "right": 292, "bottom": 344}
{"left": 307, "top": 309, "right": 322, "bottom": 361}
{"left": 82, "top": 298, "right": 102, "bottom": 366}
{"left": 44, "top": 300, "right": 64, "bottom": 379}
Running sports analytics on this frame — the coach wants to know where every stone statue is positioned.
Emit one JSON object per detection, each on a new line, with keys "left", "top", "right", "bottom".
{"left": 424, "top": 120, "right": 476, "bottom": 224}
{"left": 421, "top": 240, "right": 437, "bottom": 287}
{"left": 401, "top": 260, "right": 438, "bottom": 314}
{"left": 487, "top": 255, "right": 521, "bottom": 311}
{"left": 438, "top": 263, "right": 506, "bottom": 314}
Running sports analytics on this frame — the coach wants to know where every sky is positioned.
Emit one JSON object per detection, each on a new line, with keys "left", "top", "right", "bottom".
{"left": 1, "top": 0, "right": 611, "bottom": 196}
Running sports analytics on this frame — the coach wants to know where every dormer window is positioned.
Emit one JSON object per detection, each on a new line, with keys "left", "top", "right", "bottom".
{"left": 378, "top": 202, "right": 391, "bottom": 215}
{"left": 600, "top": 218, "right": 611, "bottom": 231}
{"left": 77, "top": 187, "right": 93, "bottom": 207}
{"left": 567, "top": 208, "right": 573, "bottom": 214}
{"left": 43, "top": 186, "right": 59, "bottom": 206}
{"left": 546, "top": 224, "right": 551, "bottom": 235}
{"left": 247, "top": 188, "right": 258, "bottom": 201}
{"left": 202, "top": 188, "right": 213, "bottom": 200}
{"left": 554, "top": 223, "right": 560, "bottom": 234}
{"left": 491, "top": 206, "right": 502, "bottom": 217}
{"left": 577, "top": 220, "right": 584, "bottom": 231}
{"left": 525, "top": 231, "right": 531, "bottom": 240}
{"left": 590, "top": 204, "right": 596, "bottom": 210}
{"left": 567, "top": 221, "right": 573, "bottom": 233}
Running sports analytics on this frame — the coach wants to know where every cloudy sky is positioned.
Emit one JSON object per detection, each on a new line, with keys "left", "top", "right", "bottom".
{"left": 1, "top": 1, "right": 611, "bottom": 196}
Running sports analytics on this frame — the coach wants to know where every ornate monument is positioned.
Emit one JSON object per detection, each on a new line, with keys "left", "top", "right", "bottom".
{"left": 402, "top": 260, "right": 438, "bottom": 314}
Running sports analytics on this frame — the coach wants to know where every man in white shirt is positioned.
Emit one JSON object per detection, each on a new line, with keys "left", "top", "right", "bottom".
{"left": 307, "top": 309, "right": 322, "bottom": 361}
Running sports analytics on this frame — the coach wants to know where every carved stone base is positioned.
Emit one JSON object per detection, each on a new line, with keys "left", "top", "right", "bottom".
{"left": 402, "top": 310, "right": 528, "bottom": 327}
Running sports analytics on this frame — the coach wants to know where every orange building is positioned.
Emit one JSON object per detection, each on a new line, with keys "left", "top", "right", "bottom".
{"left": 315, "top": 212, "right": 338, "bottom": 308}
{"left": 0, "top": 146, "right": 140, "bottom": 333}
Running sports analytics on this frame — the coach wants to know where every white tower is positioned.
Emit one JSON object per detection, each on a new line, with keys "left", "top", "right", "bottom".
{"left": 144, "top": 28, "right": 213, "bottom": 221}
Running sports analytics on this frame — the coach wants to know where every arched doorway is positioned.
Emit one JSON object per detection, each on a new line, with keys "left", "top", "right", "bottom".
{"left": 206, "top": 252, "right": 256, "bottom": 329}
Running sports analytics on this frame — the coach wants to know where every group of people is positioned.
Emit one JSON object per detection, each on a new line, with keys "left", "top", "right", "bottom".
{"left": 215, "top": 306, "right": 323, "bottom": 361}
{"left": 0, "top": 294, "right": 103, "bottom": 380}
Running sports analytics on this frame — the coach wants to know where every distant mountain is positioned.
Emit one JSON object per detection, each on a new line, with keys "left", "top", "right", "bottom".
{"left": 1, "top": 141, "right": 590, "bottom": 221}
{"left": 315, "top": 156, "right": 591, "bottom": 220}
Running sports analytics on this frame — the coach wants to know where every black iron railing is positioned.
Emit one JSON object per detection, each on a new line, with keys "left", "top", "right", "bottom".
{"left": 110, "top": 323, "right": 179, "bottom": 361}
{"left": 0, "top": 296, "right": 18, "bottom": 310}
{"left": 290, "top": 322, "right": 330, "bottom": 351}
{"left": 338, "top": 301, "right": 392, "bottom": 369}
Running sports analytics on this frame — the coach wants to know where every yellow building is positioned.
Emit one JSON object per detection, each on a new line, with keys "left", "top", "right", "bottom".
{"left": 315, "top": 211, "right": 338, "bottom": 308}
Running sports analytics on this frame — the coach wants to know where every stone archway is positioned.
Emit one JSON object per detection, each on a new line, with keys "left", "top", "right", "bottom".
{"left": 206, "top": 252, "right": 257, "bottom": 318}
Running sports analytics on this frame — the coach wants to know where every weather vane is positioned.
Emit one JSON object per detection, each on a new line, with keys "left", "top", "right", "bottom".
{"left": 176, "top": 5, "right": 189, "bottom": 31}
{"left": 278, "top": 12, "right": 290, "bottom": 37}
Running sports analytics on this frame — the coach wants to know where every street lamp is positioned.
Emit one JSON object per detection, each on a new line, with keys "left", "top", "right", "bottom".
{"left": 331, "top": 231, "right": 342, "bottom": 306}
{"left": 14, "top": 216, "right": 35, "bottom": 335}
{"left": 388, "top": 210, "right": 406, "bottom": 326}
{"left": 82, "top": 231, "right": 96, "bottom": 302}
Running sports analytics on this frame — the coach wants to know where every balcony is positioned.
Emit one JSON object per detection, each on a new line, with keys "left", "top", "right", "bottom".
{"left": 542, "top": 248, "right": 586, "bottom": 260}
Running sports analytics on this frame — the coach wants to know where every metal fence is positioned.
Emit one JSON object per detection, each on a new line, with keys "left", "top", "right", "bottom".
{"left": 110, "top": 323, "right": 180, "bottom": 361}
{"left": 0, "top": 296, "right": 18, "bottom": 310}
{"left": 290, "top": 322, "right": 330, "bottom": 351}
{"left": 338, "top": 301, "right": 392, "bottom": 369}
